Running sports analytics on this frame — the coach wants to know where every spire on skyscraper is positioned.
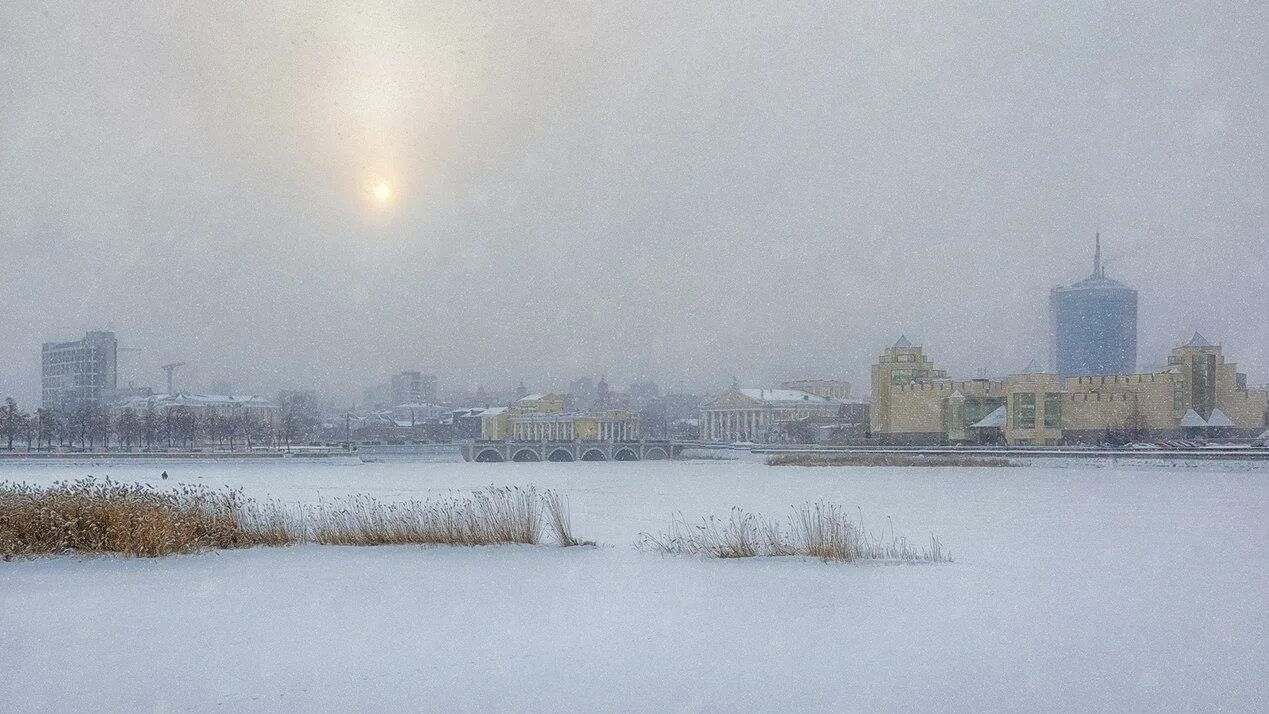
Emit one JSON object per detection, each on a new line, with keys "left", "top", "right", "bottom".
{"left": 1093, "top": 232, "right": 1102, "bottom": 278}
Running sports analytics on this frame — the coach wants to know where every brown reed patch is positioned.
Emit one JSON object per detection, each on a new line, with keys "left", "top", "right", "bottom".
{"left": 767, "top": 452, "right": 1016, "bottom": 468}
{"left": 640, "top": 502, "right": 949, "bottom": 563}
{"left": 1, "top": 479, "right": 587, "bottom": 558}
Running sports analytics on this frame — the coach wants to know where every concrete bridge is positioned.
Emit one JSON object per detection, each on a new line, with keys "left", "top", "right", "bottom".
{"left": 461, "top": 440, "right": 683, "bottom": 462}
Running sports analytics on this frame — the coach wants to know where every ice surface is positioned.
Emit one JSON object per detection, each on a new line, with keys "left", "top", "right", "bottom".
{"left": 2, "top": 455, "right": 1266, "bottom": 711}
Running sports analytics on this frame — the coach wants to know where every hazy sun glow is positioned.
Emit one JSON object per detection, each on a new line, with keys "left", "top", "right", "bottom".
{"left": 371, "top": 181, "right": 393, "bottom": 206}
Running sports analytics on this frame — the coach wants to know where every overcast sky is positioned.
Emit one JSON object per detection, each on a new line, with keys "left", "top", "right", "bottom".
{"left": 2, "top": 1, "right": 1265, "bottom": 404}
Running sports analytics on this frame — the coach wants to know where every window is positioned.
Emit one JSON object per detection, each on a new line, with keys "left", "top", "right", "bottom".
{"left": 1012, "top": 393, "right": 1035, "bottom": 429}
{"left": 945, "top": 402, "right": 964, "bottom": 433}
{"left": 1044, "top": 393, "right": 1062, "bottom": 428}
{"left": 891, "top": 369, "right": 914, "bottom": 385}
{"left": 1168, "top": 355, "right": 1180, "bottom": 365}
{"left": 1173, "top": 383, "right": 1185, "bottom": 410}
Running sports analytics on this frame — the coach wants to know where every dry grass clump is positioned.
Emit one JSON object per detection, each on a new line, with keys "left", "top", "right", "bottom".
{"left": 543, "top": 490, "right": 594, "bottom": 547}
{"left": 640, "top": 501, "right": 948, "bottom": 563}
{"left": 312, "top": 487, "right": 544, "bottom": 546}
{"left": 767, "top": 452, "right": 1016, "bottom": 468}
{"left": 0, "top": 478, "right": 296, "bottom": 558}
{"left": 1, "top": 479, "right": 588, "bottom": 558}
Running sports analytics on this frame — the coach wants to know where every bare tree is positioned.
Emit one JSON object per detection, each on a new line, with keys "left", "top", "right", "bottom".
{"left": 92, "top": 404, "right": 111, "bottom": 450}
{"left": 0, "top": 397, "right": 17, "bottom": 450}
{"left": 35, "top": 408, "right": 54, "bottom": 451}
{"left": 117, "top": 407, "right": 140, "bottom": 451}
{"left": 17, "top": 409, "right": 34, "bottom": 450}
{"left": 142, "top": 403, "right": 158, "bottom": 450}
{"left": 71, "top": 403, "right": 92, "bottom": 449}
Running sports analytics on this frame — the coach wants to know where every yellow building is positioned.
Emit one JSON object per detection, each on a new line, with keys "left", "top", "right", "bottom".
{"left": 513, "top": 393, "right": 565, "bottom": 413}
{"left": 508, "top": 410, "right": 641, "bottom": 442}
{"left": 870, "top": 334, "right": 1268, "bottom": 445}
{"left": 479, "top": 392, "right": 641, "bottom": 441}
{"left": 477, "top": 407, "right": 510, "bottom": 440}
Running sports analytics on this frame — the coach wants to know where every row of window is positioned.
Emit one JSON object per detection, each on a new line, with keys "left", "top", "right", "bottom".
{"left": 1010, "top": 393, "right": 1063, "bottom": 429}
{"left": 889, "top": 369, "right": 930, "bottom": 385}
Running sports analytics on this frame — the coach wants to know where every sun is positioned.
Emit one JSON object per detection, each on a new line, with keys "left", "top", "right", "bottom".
{"left": 371, "top": 181, "right": 393, "bottom": 205}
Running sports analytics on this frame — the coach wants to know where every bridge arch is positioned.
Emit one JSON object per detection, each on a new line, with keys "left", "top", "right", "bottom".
{"left": 547, "top": 448, "right": 575, "bottom": 462}
{"left": 512, "top": 448, "right": 541, "bottom": 462}
{"left": 613, "top": 447, "right": 639, "bottom": 461}
{"left": 475, "top": 449, "right": 505, "bottom": 462}
{"left": 581, "top": 449, "right": 607, "bottom": 461}
{"left": 644, "top": 447, "right": 668, "bottom": 460}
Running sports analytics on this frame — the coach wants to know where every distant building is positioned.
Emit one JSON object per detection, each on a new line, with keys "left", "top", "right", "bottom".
{"left": 869, "top": 336, "right": 950, "bottom": 438}
{"left": 41, "top": 331, "right": 118, "bottom": 409}
{"left": 514, "top": 393, "right": 566, "bottom": 413}
{"left": 568, "top": 377, "right": 596, "bottom": 407}
{"left": 868, "top": 334, "right": 1268, "bottom": 445}
{"left": 463, "top": 394, "right": 641, "bottom": 442}
{"left": 508, "top": 410, "right": 642, "bottom": 442}
{"left": 627, "top": 381, "right": 661, "bottom": 406}
{"left": 780, "top": 379, "right": 851, "bottom": 401}
{"left": 389, "top": 371, "right": 437, "bottom": 405}
{"left": 362, "top": 382, "right": 391, "bottom": 409}
{"left": 1050, "top": 234, "right": 1138, "bottom": 377}
{"left": 699, "top": 386, "right": 843, "bottom": 443}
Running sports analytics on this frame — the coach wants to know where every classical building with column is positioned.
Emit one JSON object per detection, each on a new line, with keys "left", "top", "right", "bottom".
{"left": 507, "top": 409, "right": 641, "bottom": 442}
{"left": 699, "top": 387, "right": 843, "bottom": 443}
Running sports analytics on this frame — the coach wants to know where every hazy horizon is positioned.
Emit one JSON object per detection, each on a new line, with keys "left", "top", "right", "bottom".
{"left": 3, "top": 1, "right": 1266, "bottom": 405}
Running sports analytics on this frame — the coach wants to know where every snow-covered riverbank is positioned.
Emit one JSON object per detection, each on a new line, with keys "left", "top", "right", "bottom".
{"left": 2, "top": 457, "right": 1265, "bottom": 711}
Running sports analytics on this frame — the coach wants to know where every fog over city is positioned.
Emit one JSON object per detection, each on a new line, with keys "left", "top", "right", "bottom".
{"left": 2, "top": 1, "right": 1265, "bottom": 404}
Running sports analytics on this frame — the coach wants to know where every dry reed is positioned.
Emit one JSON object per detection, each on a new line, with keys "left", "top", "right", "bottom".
{"left": 767, "top": 452, "right": 1016, "bottom": 468}
{"left": 0, "top": 478, "right": 294, "bottom": 557}
{"left": 1, "top": 479, "right": 587, "bottom": 558}
{"left": 640, "top": 501, "right": 949, "bottom": 563}
{"left": 543, "top": 490, "right": 593, "bottom": 547}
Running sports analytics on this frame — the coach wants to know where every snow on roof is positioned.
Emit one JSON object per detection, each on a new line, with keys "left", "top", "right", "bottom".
{"left": 1179, "top": 409, "right": 1208, "bottom": 427}
{"left": 739, "top": 388, "right": 834, "bottom": 405}
{"left": 1257, "top": 429, "right": 1269, "bottom": 440}
{"left": 1184, "top": 332, "right": 1213, "bottom": 348}
{"left": 121, "top": 392, "right": 274, "bottom": 408}
{"left": 1205, "top": 408, "right": 1235, "bottom": 427}
{"left": 1066, "top": 273, "right": 1131, "bottom": 290}
{"left": 970, "top": 405, "right": 1006, "bottom": 428}
{"left": 481, "top": 407, "right": 508, "bottom": 417}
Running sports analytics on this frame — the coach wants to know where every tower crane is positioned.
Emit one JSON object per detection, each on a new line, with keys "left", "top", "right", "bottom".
{"left": 161, "top": 362, "right": 187, "bottom": 394}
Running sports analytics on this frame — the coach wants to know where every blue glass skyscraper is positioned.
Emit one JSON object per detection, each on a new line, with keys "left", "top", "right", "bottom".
{"left": 1049, "top": 235, "right": 1138, "bottom": 377}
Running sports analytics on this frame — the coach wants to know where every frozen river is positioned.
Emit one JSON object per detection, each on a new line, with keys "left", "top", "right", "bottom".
{"left": 2, "top": 455, "right": 1266, "bottom": 712}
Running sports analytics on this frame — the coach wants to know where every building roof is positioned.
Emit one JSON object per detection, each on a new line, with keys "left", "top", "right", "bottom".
{"left": 1183, "top": 332, "right": 1213, "bottom": 348}
{"left": 970, "top": 405, "right": 1006, "bottom": 428}
{"left": 1179, "top": 409, "right": 1208, "bottom": 428}
{"left": 894, "top": 335, "right": 912, "bottom": 348}
{"left": 739, "top": 388, "right": 835, "bottom": 405}
{"left": 1063, "top": 273, "right": 1133, "bottom": 291}
{"left": 119, "top": 392, "right": 274, "bottom": 409}
{"left": 1206, "top": 408, "right": 1235, "bottom": 427}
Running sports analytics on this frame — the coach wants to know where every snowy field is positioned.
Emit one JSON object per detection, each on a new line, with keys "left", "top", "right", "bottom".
{"left": 2, "top": 454, "right": 1266, "bottom": 712}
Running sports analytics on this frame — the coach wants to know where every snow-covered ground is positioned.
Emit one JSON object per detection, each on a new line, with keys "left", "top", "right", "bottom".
{"left": 2, "top": 455, "right": 1266, "bottom": 712}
